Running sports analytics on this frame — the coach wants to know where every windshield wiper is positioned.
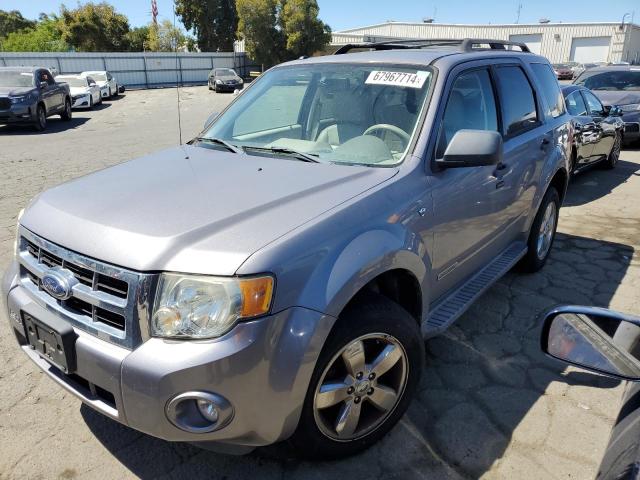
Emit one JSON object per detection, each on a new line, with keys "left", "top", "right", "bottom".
{"left": 244, "top": 146, "right": 322, "bottom": 163}
{"left": 192, "top": 137, "right": 244, "bottom": 154}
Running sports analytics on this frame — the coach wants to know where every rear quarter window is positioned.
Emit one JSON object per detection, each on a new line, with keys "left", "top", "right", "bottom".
{"left": 531, "top": 63, "right": 566, "bottom": 119}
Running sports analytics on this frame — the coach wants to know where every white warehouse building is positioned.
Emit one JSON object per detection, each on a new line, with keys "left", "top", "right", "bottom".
{"left": 331, "top": 21, "right": 640, "bottom": 64}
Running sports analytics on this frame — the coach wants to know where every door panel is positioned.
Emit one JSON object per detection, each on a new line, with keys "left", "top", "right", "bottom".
{"left": 583, "top": 90, "right": 615, "bottom": 161}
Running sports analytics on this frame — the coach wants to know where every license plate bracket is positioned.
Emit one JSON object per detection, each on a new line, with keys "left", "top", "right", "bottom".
{"left": 22, "top": 313, "right": 78, "bottom": 374}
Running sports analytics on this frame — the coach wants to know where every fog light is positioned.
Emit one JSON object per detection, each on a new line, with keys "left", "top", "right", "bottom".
{"left": 165, "top": 391, "right": 233, "bottom": 433}
{"left": 197, "top": 399, "right": 219, "bottom": 422}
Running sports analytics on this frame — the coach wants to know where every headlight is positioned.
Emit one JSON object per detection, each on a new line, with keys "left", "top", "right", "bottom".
{"left": 13, "top": 208, "right": 25, "bottom": 254}
{"left": 151, "top": 273, "right": 274, "bottom": 339}
{"left": 620, "top": 103, "right": 640, "bottom": 112}
{"left": 216, "top": 79, "right": 223, "bottom": 85}
{"left": 10, "top": 95, "right": 30, "bottom": 104}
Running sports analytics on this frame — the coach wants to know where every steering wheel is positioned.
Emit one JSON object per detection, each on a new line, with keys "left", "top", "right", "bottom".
{"left": 363, "top": 124, "right": 411, "bottom": 148}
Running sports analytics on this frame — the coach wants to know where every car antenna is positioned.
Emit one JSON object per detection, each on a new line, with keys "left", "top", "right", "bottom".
{"left": 173, "top": 6, "right": 187, "bottom": 157}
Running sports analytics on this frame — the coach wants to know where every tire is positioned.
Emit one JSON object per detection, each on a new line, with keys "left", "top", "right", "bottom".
{"left": 33, "top": 104, "right": 47, "bottom": 131}
{"left": 289, "top": 292, "right": 424, "bottom": 459}
{"left": 519, "top": 186, "right": 560, "bottom": 273}
{"left": 604, "top": 133, "right": 621, "bottom": 170}
{"left": 89, "top": 95, "right": 94, "bottom": 109}
{"left": 569, "top": 148, "right": 577, "bottom": 177}
{"left": 60, "top": 99, "right": 72, "bottom": 121}
{"left": 112, "top": 84, "right": 118, "bottom": 97}
{"left": 208, "top": 81, "right": 213, "bottom": 91}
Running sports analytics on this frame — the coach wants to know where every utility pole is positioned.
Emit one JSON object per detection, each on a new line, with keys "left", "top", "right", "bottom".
{"left": 516, "top": 3, "right": 522, "bottom": 24}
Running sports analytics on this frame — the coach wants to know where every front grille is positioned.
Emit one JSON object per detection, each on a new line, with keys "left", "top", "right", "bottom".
{"left": 17, "top": 228, "right": 154, "bottom": 349}
{"left": 0, "top": 97, "right": 10, "bottom": 110}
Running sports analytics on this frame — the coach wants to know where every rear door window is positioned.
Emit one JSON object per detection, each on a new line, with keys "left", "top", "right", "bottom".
{"left": 494, "top": 66, "right": 539, "bottom": 137}
{"left": 531, "top": 63, "right": 565, "bottom": 118}
{"left": 436, "top": 68, "right": 498, "bottom": 158}
{"left": 565, "top": 91, "right": 588, "bottom": 116}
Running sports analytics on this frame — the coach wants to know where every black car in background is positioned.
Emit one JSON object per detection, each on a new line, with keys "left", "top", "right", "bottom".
{"left": 561, "top": 84, "right": 625, "bottom": 175}
{"left": 573, "top": 66, "right": 640, "bottom": 145}
{"left": 207, "top": 68, "right": 244, "bottom": 93}
{"left": 0, "top": 66, "right": 72, "bottom": 131}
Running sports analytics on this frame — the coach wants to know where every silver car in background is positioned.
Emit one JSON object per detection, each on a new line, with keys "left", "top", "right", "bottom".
{"left": 81, "top": 70, "right": 119, "bottom": 99}
{"left": 57, "top": 75, "right": 102, "bottom": 109}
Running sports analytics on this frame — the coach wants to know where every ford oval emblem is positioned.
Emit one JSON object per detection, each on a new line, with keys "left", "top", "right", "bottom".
{"left": 41, "top": 267, "right": 77, "bottom": 300}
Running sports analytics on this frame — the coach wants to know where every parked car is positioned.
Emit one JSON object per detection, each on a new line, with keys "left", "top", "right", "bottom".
{"left": 553, "top": 63, "right": 575, "bottom": 80}
{"left": 81, "top": 70, "right": 119, "bottom": 99}
{"left": 541, "top": 306, "right": 640, "bottom": 480}
{"left": 56, "top": 74, "right": 102, "bottom": 109}
{"left": 0, "top": 66, "right": 72, "bottom": 131}
{"left": 2, "top": 38, "right": 571, "bottom": 459}
{"left": 574, "top": 66, "right": 640, "bottom": 144}
{"left": 571, "top": 62, "right": 599, "bottom": 79}
{"left": 561, "top": 85, "right": 624, "bottom": 175}
{"left": 208, "top": 68, "right": 243, "bottom": 92}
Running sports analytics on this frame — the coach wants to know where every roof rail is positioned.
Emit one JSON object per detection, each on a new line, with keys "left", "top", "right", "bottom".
{"left": 333, "top": 38, "right": 531, "bottom": 55}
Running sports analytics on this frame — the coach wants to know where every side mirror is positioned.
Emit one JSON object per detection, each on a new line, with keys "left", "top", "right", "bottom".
{"left": 437, "top": 130, "right": 503, "bottom": 168}
{"left": 90, "top": 82, "right": 97, "bottom": 87}
{"left": 39, "top": 81, "right": 48, "bottom": 89}
{"left": 542, "top": 306, "right": 640, "bottom": 381}
{"left": 203, "top": 111, "right": 219, "bottom": 130}
{"left": 608, "top": 105, "right": 623, "bottom": 117}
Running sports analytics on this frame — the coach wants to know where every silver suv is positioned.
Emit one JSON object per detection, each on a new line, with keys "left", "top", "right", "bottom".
{"left": 2, "top": 39, "right": 570, "bottom": 459}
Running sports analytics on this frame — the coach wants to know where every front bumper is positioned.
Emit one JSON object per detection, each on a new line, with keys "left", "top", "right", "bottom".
{"left": 214, "top": 83, "right": 243, "bottom": 91}
{"left": 0, "top": 103, "right": 36, "bottom": 124}
{"left": 71, "top": 95, "right": 91, "bottom": 109}
{"left": 2, "top": 261, "right": 334, "bottom": 451}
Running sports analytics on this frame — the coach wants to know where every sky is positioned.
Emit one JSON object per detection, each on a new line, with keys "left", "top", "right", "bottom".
{"left": 1, "top": 0, "right": 638, "bottom": 31}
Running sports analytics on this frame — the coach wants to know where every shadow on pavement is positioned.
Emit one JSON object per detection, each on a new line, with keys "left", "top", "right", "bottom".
{"left": 81, "top": 227, "right": 635, "bottom": 479}
{"left": 565, "top": 159, "right": 640, "bottom": 207}
{"left": 0, "top": 117, "right": 90, "bottom": 135}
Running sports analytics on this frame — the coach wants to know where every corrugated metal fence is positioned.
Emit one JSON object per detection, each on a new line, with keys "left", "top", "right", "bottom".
{"left": 0, "top": 51, "right": 257, "bottom": 88}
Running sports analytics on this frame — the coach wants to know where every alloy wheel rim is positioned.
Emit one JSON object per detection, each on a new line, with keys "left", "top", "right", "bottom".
{"left": 536, "top": 201, "right": 557, "bottom": 260}
{"left": 313, "top": 333, "right": 408, "bottom": 442}
{"left": 611, "top": 135, "right": 621, "bottom": 165}
{"left": 38, "top": 108, "right": 46, "bottom": 127}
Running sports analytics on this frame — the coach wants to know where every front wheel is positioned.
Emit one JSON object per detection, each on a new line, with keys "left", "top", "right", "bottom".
{"left": 289, "top": 293, "right": 424, "bottom": 459}
{"left": 604, "top": 133, "right": 621, "bottom": 169}
{"left": 519, "top": 186, "right": 560, "bottom": 272}
{"left": 33, "top": 105, "right": 47, "bottom": 131}
{"left": 112, "top": 84, "right": 118, "bottom": 97}
{"left": 60, "top": 99, "right": 72, "bottom": 121}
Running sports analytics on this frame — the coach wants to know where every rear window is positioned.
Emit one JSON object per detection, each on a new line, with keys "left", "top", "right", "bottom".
{"left": 531, "top": 63, "right": 565, "bottom": 118}
{"left": 495, "top": 66, "right": 539, "bottom": 136}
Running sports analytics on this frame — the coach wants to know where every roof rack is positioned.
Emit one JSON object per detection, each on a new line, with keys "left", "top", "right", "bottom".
{"left": 333, "top": 38, "right": 531, "bottom": 55}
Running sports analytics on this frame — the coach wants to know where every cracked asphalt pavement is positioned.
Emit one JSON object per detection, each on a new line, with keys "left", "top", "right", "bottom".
{"left": 1, "top": 87, "right": 640, "bottom": 479}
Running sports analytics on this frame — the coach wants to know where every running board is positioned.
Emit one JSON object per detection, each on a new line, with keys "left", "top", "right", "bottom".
{"left": 423, "top": 242, "right": 527, "bottom": 338}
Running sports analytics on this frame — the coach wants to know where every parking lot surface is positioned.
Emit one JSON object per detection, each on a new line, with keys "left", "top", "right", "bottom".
{"left": 1, "top": 86, "right": 640, "bottom": 479}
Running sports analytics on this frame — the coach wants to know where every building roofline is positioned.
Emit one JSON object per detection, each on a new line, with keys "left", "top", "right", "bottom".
{"left": 337, "top": 21, "right": 640, "bottom": 33}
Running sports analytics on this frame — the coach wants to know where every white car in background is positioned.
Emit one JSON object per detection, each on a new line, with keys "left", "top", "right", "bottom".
{"left": 81, "top": 70, "right": 119, "bottom": 99}
{"left": 57, "top": 75, "right": 102, "bottom": 109}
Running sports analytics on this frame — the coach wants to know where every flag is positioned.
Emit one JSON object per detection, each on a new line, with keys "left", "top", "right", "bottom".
{"left": 151, "top": 0, "right": 158, "bottom": 25}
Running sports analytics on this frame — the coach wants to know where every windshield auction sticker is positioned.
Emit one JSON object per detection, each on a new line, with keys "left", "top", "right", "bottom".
{"left": 365, "top": 70, "right": 430, "bottom": 88}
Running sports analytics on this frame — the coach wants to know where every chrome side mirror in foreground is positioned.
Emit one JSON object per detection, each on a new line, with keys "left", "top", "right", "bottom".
{"left": 542, "top": 306, "right": 640, "bottom": 381}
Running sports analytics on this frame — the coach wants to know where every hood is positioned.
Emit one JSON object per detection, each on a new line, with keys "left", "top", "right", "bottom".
{"left": 21, "top": 145, "right": 397, "bottom": 275}
{"left": 591, "top": 90, "right": 640, "bottom": 106}
{"left": 218, "top": 74, "right": 240, "bottom": 80}
{"left": 69, "top": 86, "right": 90, "bottom": 96}
{"left": 0, "top": 86, "right": 36, "bottom": 97}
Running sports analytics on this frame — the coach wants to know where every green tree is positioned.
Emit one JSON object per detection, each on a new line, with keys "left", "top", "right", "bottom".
{"left": 0, "top": 10, "right": 36, "bottom": 39}
{"left": 175, "top": 0, "right": 237, "bottom": 52}
{"left": 236, "top": 0, "right": 284, "bottom": 67}
{"left": 126, "top": 25, "right": 150, "bottom": 51}
{"left": 60, "top": 2, "right": 131, "bottom": 51}
{"left": 1, "top": 16, "right": 69, "bottom": 52}
{"left": 280, "top": 0, "right": 330, "bottom": 59}
{"left": 145, "top": 19, "right": 189, "bottom": 52}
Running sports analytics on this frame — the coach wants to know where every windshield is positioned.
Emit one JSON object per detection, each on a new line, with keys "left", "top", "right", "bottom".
{"left": 575, "top": 69, "right": 640, "bottom": 91}
{"left": 215, "top": 69, "right": 236, "bottom": 76}
{"left": 58, "top": 76, "right": 87, "bottom": 87}
{"left": 86, "top": 73, "right": 106, "bottom": 82}
{"left": 202, "top": 63, "right": 434, "bottom": 166}
{"left": 0, "top": 71, "right": 34, "bottom": 87}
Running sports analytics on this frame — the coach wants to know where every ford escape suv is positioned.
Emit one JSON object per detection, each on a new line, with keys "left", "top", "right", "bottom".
{"left": 2, "top": 39, "right": 570, "bottom": 459}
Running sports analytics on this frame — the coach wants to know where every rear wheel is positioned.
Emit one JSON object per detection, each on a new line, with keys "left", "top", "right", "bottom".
{"left": 60, "top": 99, "right": 72, "bottom": 121}
{"left": 604, "top": 133, "right": 621, "bottom": 169}
{"left": 519, "top": 186, "right": 560, "bottom": 273}
{"left": 33, "top": 105, "right": 47, "bottom": 131}
{"left": 289, "top": 293, "right": 424, "bottom": 459}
